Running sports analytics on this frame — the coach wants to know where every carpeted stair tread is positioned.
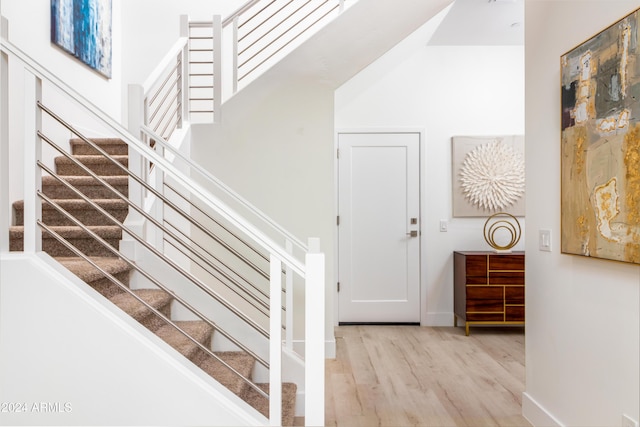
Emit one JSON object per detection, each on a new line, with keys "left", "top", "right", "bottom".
{"left": 154, "top": 321, "right": 213, "bottom": 361}
{"left": 9, "top": 225, "right": 122, "bottom": 257}
{"left": 241, "top": 382, "right": 297, "bottom": 426}
{"left": 57, "top": 256, "right": 131, "bottom": 283}
{"left": 13, "top": 199, "right": 128, "bottom": 226}
{"left": 56, "top": 256, "right": 132, "bottom": 298}
{"left": 42, "top": 175, "right": 128, "bottom": 199}
{"left": 109, "top": 289, "right": 172, "bottom": 332}
{"left": 10, "top": 225, "right": 123, "bottom": 239}
{"left": 70, "top": 138, "right": 128, "bottom": 156}
{"left": 55, "top": 155, "right": 128, "bottom": 176}
{"left": 195, "top": 351, "right": 256, "bottom": 396}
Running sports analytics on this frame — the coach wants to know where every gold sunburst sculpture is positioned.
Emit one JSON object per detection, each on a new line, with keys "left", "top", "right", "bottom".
{"left": 484, "top": 213, "right": 522, "bottom": 252}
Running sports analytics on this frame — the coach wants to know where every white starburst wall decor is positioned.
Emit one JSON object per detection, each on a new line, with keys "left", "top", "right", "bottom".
{"left": 452, "top": 135, "right": 525, "bottom": 217}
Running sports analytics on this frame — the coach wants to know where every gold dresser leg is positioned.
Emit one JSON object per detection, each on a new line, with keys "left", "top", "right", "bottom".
{"left": 465, "top": 322, "right": 470, "bottom": 336}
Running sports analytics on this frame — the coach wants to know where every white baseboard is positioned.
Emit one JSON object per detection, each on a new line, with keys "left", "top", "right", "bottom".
{"left": 422, "top": 312, "right": 454, "bottom": 326}
{"left": 522, "top": 392, "right": 564, "bottom": 427}
{"left": 289, "top": 339, "right": 336, "bottom": 359}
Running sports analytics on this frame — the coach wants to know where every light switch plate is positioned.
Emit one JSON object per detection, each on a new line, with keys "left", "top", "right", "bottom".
{"left": 539, "top": 229, "right": 551, "bottom": 252}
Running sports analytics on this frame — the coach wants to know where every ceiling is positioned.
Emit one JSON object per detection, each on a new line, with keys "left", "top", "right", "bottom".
{"left": 428, "top": 0, "right": 524, "bottom": 46}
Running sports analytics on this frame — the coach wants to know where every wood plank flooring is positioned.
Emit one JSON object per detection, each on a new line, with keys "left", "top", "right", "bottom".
{"left": 325, "top": 325, "right": 531, "bottom": 427}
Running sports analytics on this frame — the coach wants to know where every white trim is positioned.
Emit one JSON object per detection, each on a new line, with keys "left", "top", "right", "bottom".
{"left": 422, "top": 312, "right": 453, "bottom": 327}
{"left": 522, "top": 392, "right": 564, "bottom": 427}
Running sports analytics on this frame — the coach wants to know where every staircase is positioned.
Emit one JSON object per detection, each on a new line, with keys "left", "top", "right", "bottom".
{"left": 8, "top": 137, "right": 297, "bottom": 426}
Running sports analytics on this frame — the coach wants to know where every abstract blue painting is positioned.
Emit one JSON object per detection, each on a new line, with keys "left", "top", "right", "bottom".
{"left": 51, "top": 0, "right": 112, "bottom": 78}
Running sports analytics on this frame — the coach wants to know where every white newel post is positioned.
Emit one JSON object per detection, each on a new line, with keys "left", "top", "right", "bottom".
{"left": 212, "top": 15, "right": 222, "bottom": 123}
{"left": 285, "top": 239, "right": 294, "bottom": 351}
{"left": 0, "top": 17, "right": 9, "bottom": 253}
{"left": 179, "top": 15, "right": 189, "bottom": 126}
{"left": 269, "top": 255, "right": 283, "bottom": 426}
{"left": 232, "top": 16, "right": 239, "bottom": 95}
{"left": 305, "top": 238, "right": 325, "bottom": 426}
{"left": 126, "top": 84, "right": 146, "bottom": 239}
{"left": 23, "top": 71, "right": 42, "bottom": 253}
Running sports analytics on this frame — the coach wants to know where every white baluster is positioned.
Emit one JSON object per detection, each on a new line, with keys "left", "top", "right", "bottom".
{"left": 213, "top": 15, "right": 222, "bottom": 123}
{"left": 285, "top": 239, "right": 294, "bottom": 351}
{"left": 126, "top": 84, "right": 146, "bottom": 240}
{"left": 232, "top": 16, "right": 239, "bottom": 95}
{"left": 269, "top": 255, "right": 282, "bottom": 426}
{"left": 23, "top": 71, "right": 42, "bottom": 253}
{"left": 179, "top": 15, "right": 189, "bottom": 126}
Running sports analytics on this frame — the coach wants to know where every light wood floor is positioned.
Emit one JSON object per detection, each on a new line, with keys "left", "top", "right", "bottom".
{"left": 324, "top": 325, "right": 531, "bottom": 427}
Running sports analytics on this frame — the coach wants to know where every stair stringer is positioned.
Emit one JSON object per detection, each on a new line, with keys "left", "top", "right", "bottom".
{"left": 0, "top": 252, "right": 268, "bottom": 426}
{"left": 125, "top": 239, "right": 307, "bottom": 414}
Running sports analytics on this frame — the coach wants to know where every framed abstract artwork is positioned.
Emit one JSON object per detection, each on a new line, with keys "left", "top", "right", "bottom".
{"left": 561, "top": 8, "right": 640, "bottom": 264}
{"left": 452, "top": 135, "right": 525, "bottom": 217}
{"left": 51, "top": 0, "right": 112, "bottom": 78}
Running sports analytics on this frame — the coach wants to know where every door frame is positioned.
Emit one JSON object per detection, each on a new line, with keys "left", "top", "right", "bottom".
{"left": 334, "top": 128, "right": 426, "bottom": 326}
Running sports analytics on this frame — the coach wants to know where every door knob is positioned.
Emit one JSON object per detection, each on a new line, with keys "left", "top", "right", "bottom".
{"left": 406, "top": 230, "right": 418, "bottom": 237}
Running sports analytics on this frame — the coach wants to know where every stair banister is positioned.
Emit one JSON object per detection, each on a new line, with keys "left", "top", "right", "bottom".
{"left": 0, "top": 37, "right": 301, "bottom": 275}
{"left": 3, "top": 12, "right": 327, "bottom": 424}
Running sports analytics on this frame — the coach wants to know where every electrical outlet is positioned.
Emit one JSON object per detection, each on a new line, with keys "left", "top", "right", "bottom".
{"left": 439, "top": 220, "right": 448, "bottom": 232}
{"left": 622, "top": 414, "right": 639, "bottom": 427}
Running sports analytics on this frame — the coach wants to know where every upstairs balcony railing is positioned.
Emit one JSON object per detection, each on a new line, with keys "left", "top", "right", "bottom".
{"left": 184, "top": 0, "right": 351, "bottom": 122}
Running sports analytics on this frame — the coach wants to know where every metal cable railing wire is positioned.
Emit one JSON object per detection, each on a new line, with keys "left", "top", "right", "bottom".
{"left": 36, "top": 209, "right": 269, "bottom": 400}
{"left": 37, "top": 106, "right": 271, "bottom": 341}
{"left": 37, "top": 159, "right": 271, "bottom": 368}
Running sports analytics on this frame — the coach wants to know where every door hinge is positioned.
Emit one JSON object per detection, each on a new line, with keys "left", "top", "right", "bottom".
{"left": 337, "top": 282, "right": 340, "bottom": 292}
{"left": 337, "top": 215, "right": 340, "bottom": 226}
{"left": 337, "top": 148, "right": 340, "bottom": 159}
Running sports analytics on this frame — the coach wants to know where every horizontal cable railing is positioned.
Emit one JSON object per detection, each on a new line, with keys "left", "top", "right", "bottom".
{"left": 2, "top": 25, "right": 325, "bottom": 425}
{"left": 36, "top": 112, "right": 270, "bottom": 341}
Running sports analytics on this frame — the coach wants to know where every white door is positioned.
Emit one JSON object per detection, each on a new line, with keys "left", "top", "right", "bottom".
{"left": 338, "top": 132, "right": 421, "bottom": 323}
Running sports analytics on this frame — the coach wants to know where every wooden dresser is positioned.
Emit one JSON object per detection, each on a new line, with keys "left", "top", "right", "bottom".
{"left": 453, "top": 251, "right": 525, "bottom": 335}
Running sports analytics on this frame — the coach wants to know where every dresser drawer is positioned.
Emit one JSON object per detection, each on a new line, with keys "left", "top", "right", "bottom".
{"left": 506, "top": 306, "right": 525, "bottom": 321}
{"left": 489, "top": 271, "right": 525, "bottom": 285}
{"left": 505, "top": 286, "right": 525, "bottom": 304}
{"left": 466, "top": 287, "right": 503, "bottom": 313}
{"left": 489, "top": 254, "right": 524, "bottom": 270}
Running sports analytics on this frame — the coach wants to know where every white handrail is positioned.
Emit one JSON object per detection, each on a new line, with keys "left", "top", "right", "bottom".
{"left": 142, "top": 37, "right": 188, "bottom": 93}
{"left": 0, "top": 37, "right": 306, "bottom": 277}
{"left": 222, "top": 0, "right": 263, "bottom": 27}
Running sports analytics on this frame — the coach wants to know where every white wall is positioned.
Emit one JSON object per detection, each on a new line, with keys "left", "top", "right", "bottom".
{"left": 335, "top": 18, "right": 525, "bottom": 326}
{"left": 523, "top": 2, "right": 640, "bottom": 426}
{"left": 190, "top": 75, "right": 336, "bottom": 350}
{"left": 0, "top": 253, "right": 265, "bottom": 426}
{"left": 1, "top": 0, "right": 122, "bottom": 117}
